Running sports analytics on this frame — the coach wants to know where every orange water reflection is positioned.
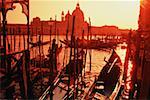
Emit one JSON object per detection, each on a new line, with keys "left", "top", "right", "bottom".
{"left": 125, "top": 60, "right": 133, "bottom": 90}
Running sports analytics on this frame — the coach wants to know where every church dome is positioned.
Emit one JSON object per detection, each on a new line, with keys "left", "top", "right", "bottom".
{"left": 72, "top": 3, "right": 84, "bottom": 21}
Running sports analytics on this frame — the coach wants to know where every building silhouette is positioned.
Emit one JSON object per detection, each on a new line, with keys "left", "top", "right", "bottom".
{"left": 136, "top": 0, "right": 150, "bottom": 99}
{"left": 5, "top": 3, "right": 129, "bottom": 37}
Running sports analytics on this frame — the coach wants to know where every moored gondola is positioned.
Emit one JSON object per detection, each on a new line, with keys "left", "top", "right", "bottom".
{"left": 84, "top": 49, "right": 124, "bottom": 100}
{"left": 60, "top": 38, "right": 117, "bottom": 50}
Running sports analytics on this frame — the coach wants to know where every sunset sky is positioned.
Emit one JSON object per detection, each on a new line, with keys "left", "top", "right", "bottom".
{"left": 5, "top": 0, "right": 140, "bottom": 29}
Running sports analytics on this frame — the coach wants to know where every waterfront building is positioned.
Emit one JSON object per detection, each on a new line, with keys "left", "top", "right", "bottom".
{"left": 5, "top": 3, "right": 129, "bottom": 37}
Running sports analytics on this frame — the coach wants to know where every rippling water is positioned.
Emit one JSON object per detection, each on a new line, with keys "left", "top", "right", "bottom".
{"left": 2, "top": 35, "right": 126, "bottom": 74}
{"left": 1, "top": 35, "right": 127, "bottom": 99}
{"left": 1, "top": 35, "right": 126, "bottom": 75}
{"left": 3, "top": 35, "right": 126, "bottom": 79}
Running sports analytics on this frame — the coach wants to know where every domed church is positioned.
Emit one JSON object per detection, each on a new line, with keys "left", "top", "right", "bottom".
{"left": 62, "top": 2, "right": 88, "bottom": 37}
{"left": 29, "top": 2, "right": 89, "bottom": 37}
{"left": 6, "top": 2, "right": 125, "bottom": 37}
{"left": 72, "top": 3, "right": 85, "bottom": 36}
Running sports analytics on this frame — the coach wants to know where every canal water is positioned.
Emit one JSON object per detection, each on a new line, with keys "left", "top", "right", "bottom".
{"left": 2, "top": 35, "right": 126, "bottom": 68}
{"left": 1, "top": 35, "right": 127, "bottom": 99}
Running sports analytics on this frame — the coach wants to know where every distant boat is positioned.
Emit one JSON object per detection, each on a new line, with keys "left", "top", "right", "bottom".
{"left": 29, "top": 41, "right": 51, "bottom": 48}
{"left": 84, "top": 50, "right": 124, "bottom": 99}
{"left": 60, "top": 38, "right": 117, "bottom": 49}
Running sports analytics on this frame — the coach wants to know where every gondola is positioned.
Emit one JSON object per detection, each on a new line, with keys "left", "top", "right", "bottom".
{"left": 84, "top": 49, "right": 124, "bottom": 100}
{"left": 29, "top": 41, "right": 50, "bottom": 48}
{"left": 60, "top": 38, "right": 117, "bottom": 49}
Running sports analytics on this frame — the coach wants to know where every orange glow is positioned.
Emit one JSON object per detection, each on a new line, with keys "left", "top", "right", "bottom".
{"left": 5, "top": 0, "right": 140, "bottom": 29}
{"left": 140, "top": 0, "right": 144, "bottom": 7}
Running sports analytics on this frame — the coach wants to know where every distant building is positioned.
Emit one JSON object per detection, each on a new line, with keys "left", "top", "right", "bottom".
{"left": 6, "top": 3, "right": 129, "bottom": 37}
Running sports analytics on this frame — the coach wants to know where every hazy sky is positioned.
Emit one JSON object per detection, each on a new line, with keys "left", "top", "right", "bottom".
{"left": 5, "top": 0, "right": 140, "bottom": 29}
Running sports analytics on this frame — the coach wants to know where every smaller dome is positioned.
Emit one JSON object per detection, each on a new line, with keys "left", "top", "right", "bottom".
{"left": 62, "top": 11, "right": 64, "bottom": 15}
{"left": 67, "top": 10, "right": 70, "bottom": 15}
{"left": 65, "top": 10, "right": 71, "bottom": 19}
